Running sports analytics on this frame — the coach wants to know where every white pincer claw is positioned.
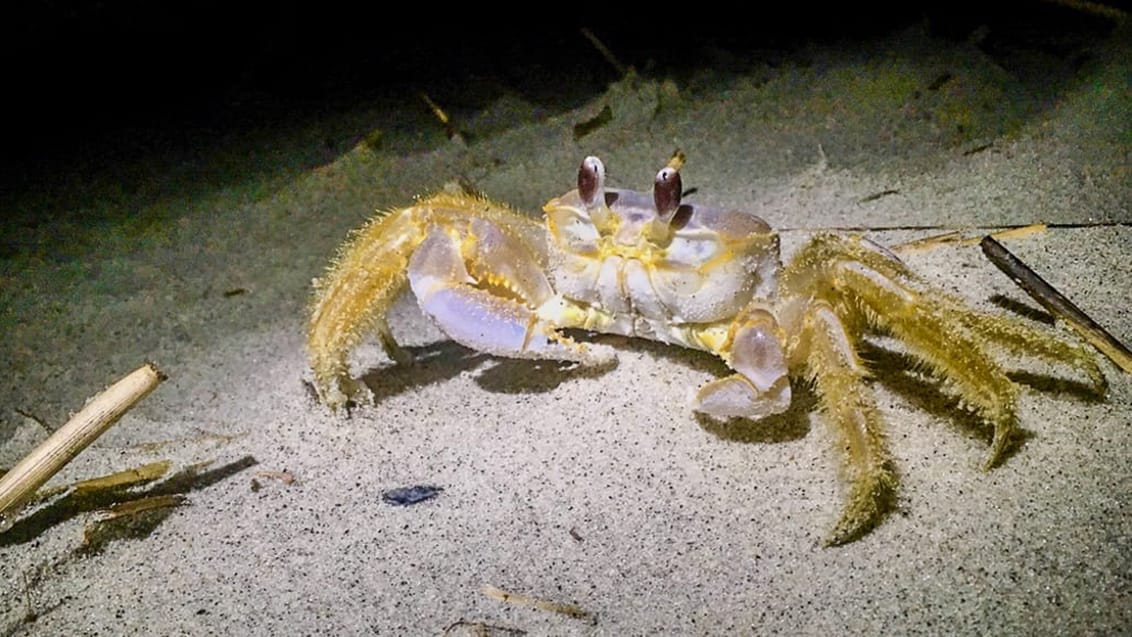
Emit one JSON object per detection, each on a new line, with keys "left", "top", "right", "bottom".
{"left": 693, "top": 309, "right": 792, "bottom": 419}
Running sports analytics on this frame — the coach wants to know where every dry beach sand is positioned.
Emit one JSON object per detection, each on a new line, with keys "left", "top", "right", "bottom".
{"left": 2, "top": 15, "right": 1131, "bottom": 636}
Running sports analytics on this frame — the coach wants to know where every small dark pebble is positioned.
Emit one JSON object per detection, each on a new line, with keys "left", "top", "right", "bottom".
{"left": 382, "top": 485, "right": 444, "bottom": 506}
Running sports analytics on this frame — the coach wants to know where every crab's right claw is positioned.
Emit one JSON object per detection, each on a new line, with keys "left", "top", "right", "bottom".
{"left": 694, "top": 309, "right": 792, "bottom": 419}
{"left": 408, "top": 222, "right": 614, "bottom": 366}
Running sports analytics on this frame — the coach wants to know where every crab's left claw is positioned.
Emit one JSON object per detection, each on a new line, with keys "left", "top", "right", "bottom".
{"left": 694, "top": 308, "right": 792, "bottom": 419}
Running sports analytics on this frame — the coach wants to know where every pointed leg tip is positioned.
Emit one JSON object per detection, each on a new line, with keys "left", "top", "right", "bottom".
{"left": 311, "top": 375, "right": 373, "bottom": 415}
{"left": 984, "top": 428, "right": 1017, "bottom": 470}
{"left": 823, "top": 471, "right": 898, "bottom": 547}
{"left": 823, "top": 518, "right": 872, "bottom": 547}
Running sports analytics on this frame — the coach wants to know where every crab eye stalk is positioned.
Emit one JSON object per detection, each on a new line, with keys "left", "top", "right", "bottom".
{"left": 654, "top": 165, "right": 683, "bottom": 223}
{"left": 578, "top": 156, "right": 606, "bottom": 209}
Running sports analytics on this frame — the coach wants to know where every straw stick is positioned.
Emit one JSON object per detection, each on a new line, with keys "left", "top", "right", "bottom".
{"left": 0, "top": 363, "right": 166, "bottom": 531}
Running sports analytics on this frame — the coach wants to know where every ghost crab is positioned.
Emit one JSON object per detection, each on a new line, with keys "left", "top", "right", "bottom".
{"left": 307, "top": 153, "right": 1105, "bottom": 544}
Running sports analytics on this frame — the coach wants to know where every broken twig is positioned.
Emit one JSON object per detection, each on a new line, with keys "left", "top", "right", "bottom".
{"left": 72, "top": 460, "right": 171, "bottom": 496}
{"left": 481, "top": 584, "right": 592, "bottom": 620}
{"left": 573, "top": 105, "right": 612, "bottom": 140}
{"left": 893, "top": 224, "right": 1048, "bottom": 253}
{"left": 981, "top": 236, "right": 1132, "bottom": 373}
{"left": 421, "top": 93, "right": 466, "bottom": 145}
{"left": 98, "top": 494, "right": 187, "bottom": 521}
{"left": 580, "top": 28, "right": 628, "bottom": 77}
{"left": 441, "top": 619, "right": 527, "bottom": 636}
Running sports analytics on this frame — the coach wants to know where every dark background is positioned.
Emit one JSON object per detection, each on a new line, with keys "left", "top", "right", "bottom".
{"left": 2, "top": 2, "right": 1124, "bottom": 194}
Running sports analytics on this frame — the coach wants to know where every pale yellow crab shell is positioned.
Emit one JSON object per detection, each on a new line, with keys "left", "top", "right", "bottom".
{"left": 542, "top": 187, "right": 781, "bottom": 328}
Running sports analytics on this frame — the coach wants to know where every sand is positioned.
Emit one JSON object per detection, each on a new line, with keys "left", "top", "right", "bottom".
{"left": 2, "top": 20, "right": 1130, "bottom": 636}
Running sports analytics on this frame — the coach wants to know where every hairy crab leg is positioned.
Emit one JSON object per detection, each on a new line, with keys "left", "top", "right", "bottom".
{"left": 950, "top": 308, "right": 1106, "bottom": 393}
{"left": 784, "top": 233, "right": 1103, "bottom": 468}
{"left": 308, "top": 206, "right": 425, "bottom": 409}
{"left": 834, "top": 258, "right": 1020, "bottom": 464}
{"left": 799, "top": 300, "right": 897, "bottom": 546}
{"left": 308, "top": 192, "right": 556, "bottom": 409}
{"left": 775, "top": 232, "right": 1106, "bottom": 542}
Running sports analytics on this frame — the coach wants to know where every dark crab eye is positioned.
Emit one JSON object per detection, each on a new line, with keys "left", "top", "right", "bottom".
{"left": 669, "top": 204, "right": 694, "bottom": 229}
{"left": 578, "top": 156, "right": 606, "bottom": 208}
{"left": 654, "top": 165, "right": 683, "bottom": 221}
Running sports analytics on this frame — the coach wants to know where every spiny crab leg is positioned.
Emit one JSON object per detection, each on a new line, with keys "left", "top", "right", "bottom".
{"left": 308, "top": 205, "right": 425, "bottom": 408}
{"left": 307, "top": 192, "right": 611, "bottom": 410}
{"left": 799, "top": 299, "right": 896, "bottom": 545}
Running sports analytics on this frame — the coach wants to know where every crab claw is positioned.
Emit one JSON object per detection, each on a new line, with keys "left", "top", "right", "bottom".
{"left": 408, "top": 222, "right": 613, "bottom": 366}
{"left": 694, "top": 308, "right": 792, "bottom": 419}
